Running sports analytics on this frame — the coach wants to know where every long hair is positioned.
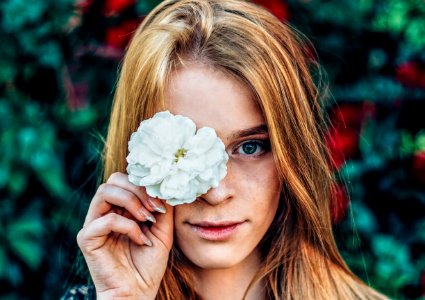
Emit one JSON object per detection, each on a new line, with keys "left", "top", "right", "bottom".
{"left": 103, "top": 0, "right": 387, "bottom": 299}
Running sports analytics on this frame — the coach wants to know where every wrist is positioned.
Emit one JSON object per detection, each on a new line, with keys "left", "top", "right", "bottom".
{"left": 96, "top": 289, "right": 157, "bottom": 300}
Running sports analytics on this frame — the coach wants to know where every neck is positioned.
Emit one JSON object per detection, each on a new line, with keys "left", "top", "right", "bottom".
{"left": 192, "top": 250, "right": 266, "bottom": 300}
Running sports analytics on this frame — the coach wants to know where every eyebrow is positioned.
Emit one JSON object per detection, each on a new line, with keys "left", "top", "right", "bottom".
{"left": 230, "top": 124, "right": 269, "bottom": 140}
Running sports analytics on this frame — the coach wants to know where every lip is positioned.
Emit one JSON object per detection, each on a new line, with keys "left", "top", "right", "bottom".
{"left": 188, "top": 221, "right": 245, "bottom": 241}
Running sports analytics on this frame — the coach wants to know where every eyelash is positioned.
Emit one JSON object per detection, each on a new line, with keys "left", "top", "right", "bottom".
{"left": 233, "top": 139, "right": 271, "bottom": 157}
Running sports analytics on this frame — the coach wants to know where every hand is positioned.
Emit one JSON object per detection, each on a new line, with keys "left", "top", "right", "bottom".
{"left": 76, "top": 172, "right": 174, "bottom": 300}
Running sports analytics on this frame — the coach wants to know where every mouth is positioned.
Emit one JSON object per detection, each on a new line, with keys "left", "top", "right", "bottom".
{"left": 187, "top": 221, "right": 245, "bottom": 241}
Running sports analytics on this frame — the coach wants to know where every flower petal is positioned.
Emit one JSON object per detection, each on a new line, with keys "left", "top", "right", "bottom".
{"left": 126, "top": 110, "right": 228, "bottom": 206}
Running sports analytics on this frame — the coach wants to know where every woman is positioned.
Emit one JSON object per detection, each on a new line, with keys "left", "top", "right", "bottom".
{"left": 71, "top": 0, "right": 389, "bottom": 299}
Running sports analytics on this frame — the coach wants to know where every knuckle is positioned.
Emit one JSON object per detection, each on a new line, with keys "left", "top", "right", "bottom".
{"left": 76, "top": 229, "right": 85, "bottom": 247}
{"left": 104, "top": 212, "right": 119, "bottom": 226}
{"left": 107, "top": 172, "right": 122, "bottom": 183}
{"left": 96, "top": 183, "right": 108, "bottom": 196}
{"left": 130, "top": 222, "right": 140, "bottom": 233}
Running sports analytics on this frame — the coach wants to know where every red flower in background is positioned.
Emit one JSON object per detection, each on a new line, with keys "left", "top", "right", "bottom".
{"left": 326, "top": 127, "right": 359, "bottom": 170}
{"left": 330, "top": 184, "right": 350, "bottom": 224}
{"left": 75, "top": 0, "right": 95, "bottom": 13}
{"left": 253, "top": 0, "right": 289, "bottom": 20}
{"left": 105, "top": 19, "right": 140, "bottom": 50}
{"left": 396, "top": 61, "right": 425, "bottom": 88}
{"left": 331, "top": 102, "right": 375, "bottom": 127}
{"left": 412, "top": 151, "right": 425, "bottom": 185}
{"left": 103, "top": 0, "right": 135, "bottom": 16}
{"left": 326, "top": 103, "right": 374, "bottom": 170}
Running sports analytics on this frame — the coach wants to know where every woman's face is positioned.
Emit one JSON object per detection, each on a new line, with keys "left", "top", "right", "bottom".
{"left": 166, "top": 63, "right": 281, "bottom": 270}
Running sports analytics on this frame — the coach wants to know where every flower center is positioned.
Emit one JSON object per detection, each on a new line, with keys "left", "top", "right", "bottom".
{"left": 174, "top": 148, "right": 188, "bottom": 162}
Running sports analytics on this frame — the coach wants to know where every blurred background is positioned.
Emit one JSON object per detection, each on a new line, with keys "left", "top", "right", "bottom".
{"left": 0, "top": 0, "right": 424, "bottom": 299}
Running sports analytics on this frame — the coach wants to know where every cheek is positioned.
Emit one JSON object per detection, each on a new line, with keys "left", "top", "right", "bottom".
{"left": 173, "top": 204, "right": 201, "bottom": 247}
{"left": 173, "top": 208, "right": 186, "bottom": 252}
{"left": 234, "top": 158, "right": 281, "bottom": 226}
{"left": 173, "top": 205, "right": 191, "bottom": 232}
{"left": 235, "top": 157, "right": 281, "bottom": 203}
{"left": 171, "top": 159, "right": 281, "bottom": 269}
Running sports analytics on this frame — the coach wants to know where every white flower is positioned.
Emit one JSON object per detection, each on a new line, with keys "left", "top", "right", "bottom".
{"left": 126, "top": 111, "right": 228, "bottom": 206}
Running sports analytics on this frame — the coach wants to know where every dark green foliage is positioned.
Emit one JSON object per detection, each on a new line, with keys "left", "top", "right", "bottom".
{"left": 284, "top": 0, "right": 425, "bottom": 298}
{"left": 0, "top": 0, "right": 423, "bottom": 299}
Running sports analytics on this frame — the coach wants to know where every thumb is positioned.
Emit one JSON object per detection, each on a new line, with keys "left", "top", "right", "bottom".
{"left": 150, "top": 201, "right": 174, "bottom": 250}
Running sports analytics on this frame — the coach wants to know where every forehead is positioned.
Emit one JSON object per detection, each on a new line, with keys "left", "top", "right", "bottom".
{"left": 164, "top": 64, "right": 265, "bottom": 140}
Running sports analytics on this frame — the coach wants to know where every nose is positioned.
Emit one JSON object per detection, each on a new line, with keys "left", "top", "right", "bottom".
{"left": 198, "top": 161, "right": 235, "bottom": 206}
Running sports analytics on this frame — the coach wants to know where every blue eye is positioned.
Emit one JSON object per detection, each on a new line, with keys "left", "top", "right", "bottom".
{"left": 237, "top": 140, "right": 269, "bottom": 156}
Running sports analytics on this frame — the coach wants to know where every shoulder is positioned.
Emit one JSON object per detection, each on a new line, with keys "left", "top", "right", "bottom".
{"left": 60, "top": 284, "right": 95, "bottom": 300}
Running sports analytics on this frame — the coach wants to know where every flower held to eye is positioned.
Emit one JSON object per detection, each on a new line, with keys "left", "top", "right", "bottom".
{"left": 126, "top": 111, "right": 229, "bottom": 206}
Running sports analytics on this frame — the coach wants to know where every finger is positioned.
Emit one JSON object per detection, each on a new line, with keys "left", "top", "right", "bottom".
{"left": 84, "top": 183, "right": 156, "bottom": 226}
{"left": 107, "top": 172, "right": 167, "bottom": 214}
{"left": 77, "top": 213, "right": 153, "bottom": 252}
{"left": 149, "top": 201, "right": 174, "bottom": 250}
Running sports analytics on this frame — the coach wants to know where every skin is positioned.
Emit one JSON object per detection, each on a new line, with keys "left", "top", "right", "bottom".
{"left": 77, "top": 62, "right": 281, "bottom": 300}
{"left": 167, "top": 63, "right": 282, "bottom": 299}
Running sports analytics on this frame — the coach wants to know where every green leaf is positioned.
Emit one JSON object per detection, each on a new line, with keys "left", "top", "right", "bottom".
{"left": 333, "top": 77, "right": 404, "bottom": 102}
{"left": 401, "top": 130, "right": 425, "bottom": 155}
{"left": 4, "top": 262, "right": 23, "bottom": 287}
{"left": 340, "top": 161, "right": 365, "bottom": 185}
{"left": 0, "top": 246, "right": 7, "bottom": 279}
{"left": 371, "top": 0, "right": 408, "bottom": 33}
{"left": 400, "top": 131, "right": 415, "bottom": 156}
{"left": 33, "top": 157, "right": 70, "bottom": 197}
{"left": 0, "top": 161, "right": 10, "bottom": 189}
{"left": 375, "top": 260, "right": 394, "bottom": 279}
{"left": 7, "top": 238, "right": 43, "bottom": 270}
{"left": 405, "top": 16, "right": 425, "bottom": 49}
{"left": 0, "top": 99, "right": 12, "bottom": 127}
{"left": 136, "top": 0, "right": 163, "bottom": 16}
{"left": 415, "top": 131, "right": 425, "bottom": 151}
{"left": 0, "top": 60, "right": 17, "bottom": 84}
{"left": 18, "top": 127, "right": 38, "bottom": 150}
{"left": 351, "top": 201, "right": 378, "bottom": 234}
{"left": 68, "top": 106, "right": 98, "bottom": 129}
{"left": 358, "top": 0, "right": 373, "bottom": 14}
{"left": 6, "top": 217, "right": 44, "bottom": 270}
{"left": 1, "top": 0, "right": 47, "bottom": 32}
{"left": 7, "top": 218, "right": 43, "bottom": 239}
{"left": 414, "top": 220, "right": 425, "bottom": 242}
{"left": 38, "top": 42, "right": 62, "bottom": 69}
{"left": 368, "top": 48, "right": 387, "bottom": 69}
{"left": 371, "top": 234, "right": 415, "bottom": 281}
{"left": 8, "top": 169, "right": 28, "bottom": 196}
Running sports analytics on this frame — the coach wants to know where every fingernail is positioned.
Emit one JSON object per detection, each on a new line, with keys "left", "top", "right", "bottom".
{"left": 146, "top": 215, "right": 156, "bottom": 223}
{"left": 148, "top": 198, "right": 166, "bottom": 214}
{"left": 141, "top": 235, "right": 153, "bottom": 247}
{"left": 139, "top": 209, "right": 156, "bottom": 223}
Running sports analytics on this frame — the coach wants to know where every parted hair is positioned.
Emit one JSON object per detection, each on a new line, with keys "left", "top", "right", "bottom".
{"left": 103, "top": 0, "right": 388, "bottom": 299}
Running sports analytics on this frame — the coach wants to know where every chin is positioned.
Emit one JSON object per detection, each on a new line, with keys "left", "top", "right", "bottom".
{"left": 180, "top": 243, "right": 251, "bottom": 270}
{"left": 189, "top": 254, "right": 242, "bottom": 270}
